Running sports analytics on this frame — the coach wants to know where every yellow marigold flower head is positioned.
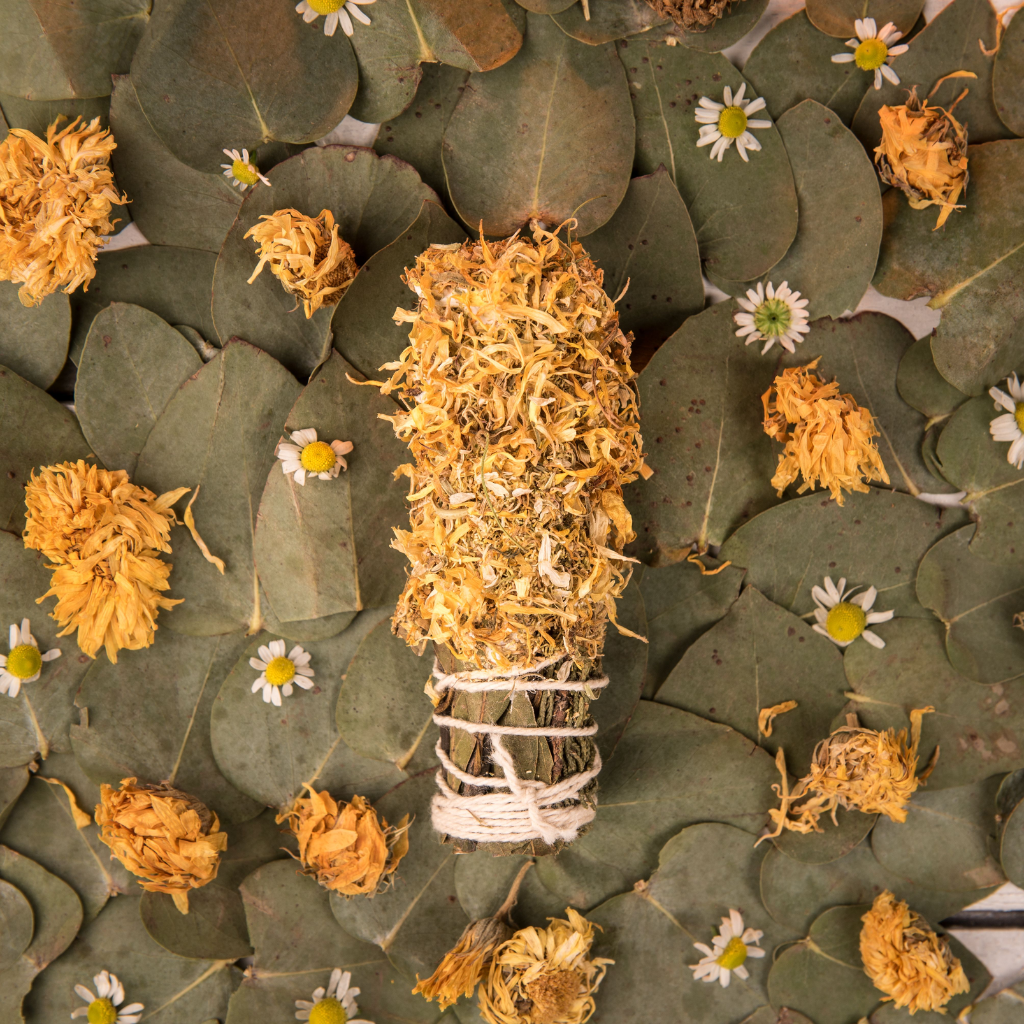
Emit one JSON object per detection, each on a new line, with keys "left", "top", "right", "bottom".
{"left": 275, "top": 785, "right": 409, "bottom": 896}
{"left": 22, "top": 460, "right": 189, "bottom": 663}
{"left": 875, "top": 84, "right": 969, "bottom": 230}
{"left": 0, "top": 116, "right": 126, "bottom": 306}
{"left": 758, "top": 708, "right": 936, "bottom": 845}
{"left": 95, "top": 777, "right": 227, "bottom": 914}
{"left": 478, "top": 907, "right": 612, "bottom": 1024}
{"left": 244, "top": 207, "right": 358, "bottom": 317}
{"left": 860, "top": 891, "right": 969, "bottom": 1014}
{"left": 762, "top": 357, "right": 889, "bottom": 507}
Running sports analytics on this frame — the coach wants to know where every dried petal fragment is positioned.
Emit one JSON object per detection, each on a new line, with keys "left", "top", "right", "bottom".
{"left": 758, "top": 700, "right": 798, "bottom": 738}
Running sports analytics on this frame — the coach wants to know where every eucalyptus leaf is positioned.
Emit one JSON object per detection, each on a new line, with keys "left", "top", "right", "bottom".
{"left": 843, "top": 618, "right": 1024, "bottom": 790}
{"left": 212, "top": 145, "right": 436, "bottom": 379}
{"left": 0, "top": 878, "right": 34, "bottom": 973}
{"left": 0, "top": 766, "right": 30, "bottom": 830}
{"left": 108, "top": 75, "right": 242, "bottom": 253}
{"left": 1000, "top": 784, "right": 1024, "bottom": 889}
{"left": 260, "top": 594, "right": 356, "bottom": 644}
{"left": 210, "top": 610, "right": 405, "bottom": 811}
{"left": 517, "top": 0, "right": 576, "bottom": 12}
{"left": 917, "top": 525, "right": 1024, "bottom": 685}
{"left": 896, "top": 336, "right": 965, "bottom": 420}
{"left": 994, "top": 6, "right": 1024, "bottom": 137}
{"left": 131, "top": 0, "right": 358, "bottom": 172}
{"left": 551, "top": 0, "right": 667, "bottom": 44}
{"left": 958, "top": 983, "right": 1024, "bottom": 1024}
{"left": 771, "top": 806, "right": 878, "bottom": 866}
{"left": 626, "top": 40, "right": 797, "bottom": 281}
{"left": 454, "top": 853, "right": 567, "bottom": 926}
{"left": 0, "top": 282, "right": 70, "bottom": 390}
{"left": 443, "top": 11, "right": 634, "bottom": 237}
{"left": 805, "top": 0, "right": 923, "bottom": 38}
{"left": 75, "top": 303, "right": 202, "bottom": 476}
{"left": 0, "top": 93, "right": 110, "bottom": 135}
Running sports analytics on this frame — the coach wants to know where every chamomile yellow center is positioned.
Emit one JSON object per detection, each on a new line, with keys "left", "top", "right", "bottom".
{"left": 753, "top": 297, "right": 792, "bottom": 337}
{"left": 231, "top": 159, "right": 259, "bottom": 186}
{"left": 1014, "top": 402, "right": 1024, "bottom": 433}
{"left": 826, "top": 601, "right": 867, "bottom": 642}
{"left": 308, "top": 0, "right": 344, "bottom": 13}
{"left": 265, "top": 656, "right": 296, "bottom": 686}
{"left": 87, "top": 998, "right": 118, "bottom": 1024}
{"left": 854, "top": 37, "right": 888, "bottom": 70}
{"left": 716, "top": 936, "right": 749, "bottom": 970}
{"left": 300, "top": 441, "right": 337, "bottom": 474}
{"left": 6, "top": 644, "right": 41, "bottom": 679}
{"left": 717, "top": 106, "right": 748, "bottom": 139}
{"left": 309, "top": 996, "right": 347, "bottom": 1024}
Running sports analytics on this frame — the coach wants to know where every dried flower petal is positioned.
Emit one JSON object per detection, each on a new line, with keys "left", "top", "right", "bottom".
{"left": 757, "top": 700, "right": 798, "bottom": 738}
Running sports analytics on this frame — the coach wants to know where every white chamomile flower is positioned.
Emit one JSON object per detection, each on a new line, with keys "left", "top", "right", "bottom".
{"left": 221, "top": 148, "right": 271, "bottom": 191}
{"left": 71, "top": 970, "right": 144, "bottom": 1023}
{"left": 295, "top": 0, "right": 375, "bottom": 37}
{"left": 278, "top": 428, "right": 354, "bottom": 486}
{"left": 250, "top": 639, "right": 314, "bottom": 707}
{"left": 811, "top": 576, "right": 894, "bottom": 649}
{"left": 694, "top": 83, "right": 773, "bottom": 163}
{"left": 733, "top": 280, "right": 810, "bottom": 354}
{"left": 690, "top": 909, "right": 766, "bottom": 988}
{"left": 0, "top": 619, "right": 60, "bottom": 699}
{"left": 831, "top": 18, "right": 909, "bottom": 90}
{"left": 295, "top": 968, "right": 375, "bottom": 1023}
{"left": 989, "top": 373, "right": 1024, "bottom": 469}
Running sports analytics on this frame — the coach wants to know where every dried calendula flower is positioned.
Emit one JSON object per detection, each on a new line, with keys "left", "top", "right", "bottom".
{"left": 762, "top": 358, "right": 889, "bottom": 506}
{"left": 0, "top": 116, "right": 126, "bottom": 306}
{"left": 245, "top": 207, "right": 358, "bottom": 317}
{"left": 478, "top": 907, "right": 612, "bottom": 1024}
{"left": 860, "top": 891, "right": 969, "bottom": 1014}
{"left": 23, "top": 461, "right": 189, "bottom": 662}
{"left": 645, "top": 0, "right": 744, "bottom": 31}
{"left": 875, "top": 79, "right": 971, "bottom": 230}
{"left": 276, "top": 785, "right": 409, "bottom": 896}
{"left": 758, "top": 708, "right": 936, "bottom": 845}
{"left": 95, "top": 778, "right": 227, "bottom": 914}
{"left": 414, "top": 861, "right": 533, "bottom": 1010}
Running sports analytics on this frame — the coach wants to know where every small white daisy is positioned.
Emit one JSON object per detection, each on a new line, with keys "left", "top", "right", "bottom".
{"left": 694, "top": 83, "right": 773, "bottom": 163}
{"left": 220, "top": 148, "right": 271, "bottom": 191}
{"left": 0, "top": 619, "right": 60, "bottom": 699}
{"left": 989, "top": 373, "right": 1024, "bottom": 469}
{"left": 295, "top": 0, "right": 375, "bottom": 37}
{"left": 831, "top": 18, "right": 909, "bottom": 90}
{"left": 250, "top": 639, "right": 314, "bottom": 707}
{"left": 295, "top": 968, "right": 374, "bottom": 1023}
{"left": 71, "top": 970, "right": 144, "bottom": 1023}
{"left": 733, "top": 281, "right": 810, "bottom": 354}
{"left": 277, "top": 428, "right": 353, "bottom": 486}
{"left": 811, "top": 576, "right": 894, "bottom": 650}
{"left": 690, "top": 909, "right": 766, "bottom": 988}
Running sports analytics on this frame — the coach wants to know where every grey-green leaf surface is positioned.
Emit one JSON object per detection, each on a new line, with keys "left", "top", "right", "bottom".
{"left": 134, "top": 340, "right": 300, "bottom": 636}
{"left": 443, "top": 11, "right": 634, "bottom": 237}
{"left": 896, "top": 336, "right": 966, "bottom": 420}
{"left": 805, "top": 0, "right": 924, "bottom": 37}
{"left": 253, "top": 354, "right": 409, "bottom": 623}
{"left": 0, "top": 766, "right": 30, "bottom": 830}
{"left": 76, "top": 303, "right": 202, "bottom": 476}
{"left": 454, "top": 853, "right": 566, "bottom": 926}
{"left": 743, "top": 10, "right": 870, "bottom": 126}
{"left": 550, "top": 0, "right": 667, "bottom": 44}
{"left": 719, "top": 489, "right": 968, "bottom": 621}
{"left": 0, "top": 93, "right": 110, "bottom": 134}
{"left": 0, "top": 282, "right": 70, "bottom": 390}
{"left": 917, "top": 525, "right": 1024, "bottom": 685}
{"left": 626, "top": 41, "right": 798, "bottom": 281}
{"left": 0, "top": 879, "right": 33, "bottom": 973}
{"left": 0, "top": 0, "right": 150, "bottom": 100}
{"left": 212, "top": 145, "right": 436, "bottom": 379}
{"left": 108, "top": 75, "right": 242, "bottom": 253}
{"left": 843, "top": 617, "right": 1024, "bottom": 789}
{"left": 581, "top": 167, "right": 704, "bottom": 356}
{"left": 210, "top": 610, "right": 405, "bottom": 811}
{"left": 994, "top": 7, "right": 1024, "bottom": 136}
{"left": 1001, "top": 785, "right": 1024, "bottom": 889}
{"left": 130, "top": 0, "right": 358, "bottom": 172}
{"left": 772, "top": 807, "right": 878, "bottom": 866}
{"left": 971, "top": 984, "right": 1024, "bottom": 1024}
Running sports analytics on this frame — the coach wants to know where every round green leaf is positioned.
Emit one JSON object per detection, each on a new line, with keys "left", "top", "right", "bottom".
{"left": 131, "top": 0, "right": 358, "bottom": 172}
{"left": 0, "top": 765, "right": 30, "bottom": 831}
{"left": 971, "top": 984, "right": 1024, "bottom": 1024}
{"left": 805, "top": 0, "right": 923, "bottom": 38}
{"left": 0, "top": 281, "right": 70, "bottom": 390}
{"left": 76, "top": 303, "right": 202, "bottom": 477}
{"left": 518, "top": 0, "right": 576, "bottom": 12}
{"left": 771, "top": 807, "right": 877, "bottom": 866}
{"left": 994, "top": 7, "right": 1024, "bottom": 136}
{"left": 626, "top": 41, "right": 798, "bottom": 281}
{"left": 1001, "top": 785, "right": 1024, "bottom": 889}
{"left": 896, "top": 336, "right": 966, "bottom": 420}
{"left": 260, "top": 594, "right": 356, "bottom": 644}
{"left": 0, "top": 93, "right": 110, "bottom": 135}
{"left": 551, "top": 0, "right": 667, "bottom": 44}
{"left": 210, "top": 611, "right": 406, "bottom": 811}
{"left": 443, "top": 11, "right": 634, "bottom": 237}
{"left": 0, "top": 878, "right": 33, "bottom": 972}
{"left": 212, "top": 145, "right": 436, "bottom": 379}
{"left": 454, "top": 853, "right": 567, "bottom": 925}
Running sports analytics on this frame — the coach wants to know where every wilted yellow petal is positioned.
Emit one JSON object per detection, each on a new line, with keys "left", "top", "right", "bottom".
{"left": 38, "top": 776, "right": 93, "bottom": 828}
{"left": 183, "top": 486, "right": 225, "bottom": 574}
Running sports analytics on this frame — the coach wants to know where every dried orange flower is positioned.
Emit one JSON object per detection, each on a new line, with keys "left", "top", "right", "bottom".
{"left": 95, "top": 778, "right": 227, "bottom": 914}
{"left": 758, "top": 708, "right": 936, "bottom": 844}
{"left": 762, "top": 358, "right": 889, "bottom": 506}
{"left": 0, "top": 116, "right": 125, "bottom": 306}
{"left": 245, "top": 208, "right": 358, "bottom": 317}
{"left": 860, "top": 891, "right": 969, "bottom": 1014}
{"left": 478, "top": 908, "right": 612, "bottom": 1024}
{"left": 23, "top": 461, "right": 189, "bottom": 662}
{"left": 276, "top": 785, "right": 409, "bottom": 896}
{"left": 875, "top": 85, "right": 969, "bottom": 230}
